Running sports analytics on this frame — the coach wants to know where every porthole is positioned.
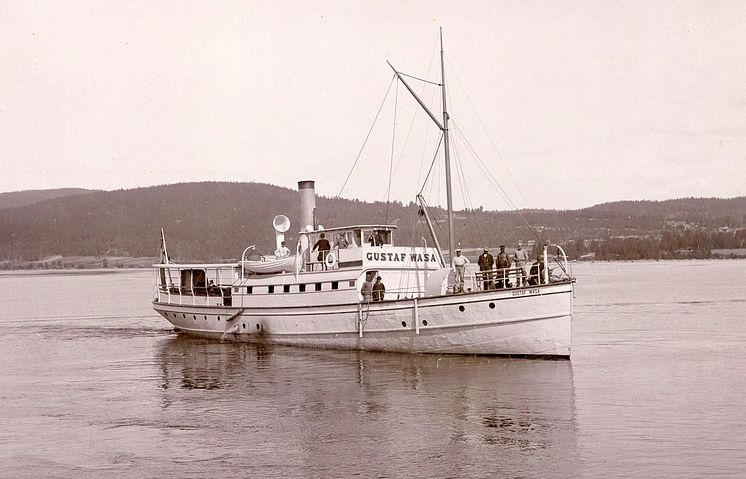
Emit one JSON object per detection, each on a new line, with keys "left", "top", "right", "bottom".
{"left": 193, "top": 315, "right": 196, "bottom": 320}
{"left": 242, "top": 323, "right": 246, "bottom": 329}
{"left": 401, "top": 321, "right": 407, "bottom": 327}
{"left": 256, "top": 324, "right": 260, "bottom": 330}
{"left": 422, "top": 320, "right": 428, "bottom": 326}
{"left": 204, "top": 315, "right": 207, "bottom": 320}
{"left": 217, "top": 316, "right": 221, "bottom": 321}
{"left": 458, "top": 305, "right": 465, "bottom": 312}
{"left": 489, "top": 302, "right": 495, "bottom": 309}
{"left": 182, "top": 313, "right": 186, "bottom": 318}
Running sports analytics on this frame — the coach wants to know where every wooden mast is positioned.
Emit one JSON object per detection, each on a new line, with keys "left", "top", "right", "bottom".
{"left": 439, "top": 27, "right": 455, "bottom": 264}
{"left": 387, "top": 28, "right": 454, "bottom": 263}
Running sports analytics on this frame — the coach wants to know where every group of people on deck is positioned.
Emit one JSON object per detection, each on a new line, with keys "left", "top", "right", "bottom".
{"left": 452, "top": 243, "right": 546, "bottom": 293}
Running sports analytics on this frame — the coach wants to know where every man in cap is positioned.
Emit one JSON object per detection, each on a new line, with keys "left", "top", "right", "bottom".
{"left": 451, "top": 247, "right": 470, "bottom": 293}
{"left": 513, "top": 242, "right": 529, "bottom": 287}
{"left": 528, "top": 255, "right": 545, "bottom": 286}
{"left": 477, "top": 247, "right": 495, "bottom": 290}
{"left": 361, "top": 272, "right": 374, "bottom": 302}
{"left": 312, "top": 233, "right": 331, "bottom": 270}
{"left": 495, "top": 245, "right": 512, "bottom": 288}
{"left": 372, "top": 275, "right": 386, "bottom": 301}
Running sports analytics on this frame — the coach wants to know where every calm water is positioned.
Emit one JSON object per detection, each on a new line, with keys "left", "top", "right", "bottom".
{"left": 1, "top": 261, "right": 745, "bottom": 478}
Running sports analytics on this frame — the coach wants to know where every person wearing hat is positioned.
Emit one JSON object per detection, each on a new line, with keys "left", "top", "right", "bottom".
{"left": 513, "top": 242, "right": 529, "bottom": 287}
{"left": 495, "top": 245, "right": 512, "bottom": 288}
{"left": 361, "top": 272, "right": 374, "bottom": 302}
{"left": 372, "top": 275, "right": 386, "bottom": 301}
{"left": 477, "top": 247, "right": 495, "bottom": 290}
{"left": 528, "top": 255, "right": 545, "bottom": 286}
{"left": 312, "top": 233, "right": 331, "bottom": 270}
{"left": 451, "top": 247, "right": 470, "bottom": 293}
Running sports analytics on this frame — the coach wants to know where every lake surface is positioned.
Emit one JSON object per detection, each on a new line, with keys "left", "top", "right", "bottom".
{"left": 1, "top": 260, "right": 745, "bottom": 478}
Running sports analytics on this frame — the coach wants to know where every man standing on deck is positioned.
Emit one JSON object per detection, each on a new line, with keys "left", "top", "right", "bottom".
{"left": 312, "top": 233, "right": 331, "bottom": 270}
{"left": 514, "top": 242, "right": 529, "bottom": 287}
{"left": 528, "top": 255, "right": 545, "bottom": 286}
{"left": 495, "top": 245, "right": 512, "bottom": 288}
{"left": 451, "top": 248, "right": 470, "bottom": 293}
{"left": 372, "top": 276, "right": 386, "bottom": 301}
{"left": 477, "top": 248, "right": 494, "bottom": 290}
{"left": 361, "top": 273, "right": 374, "bottom": 302}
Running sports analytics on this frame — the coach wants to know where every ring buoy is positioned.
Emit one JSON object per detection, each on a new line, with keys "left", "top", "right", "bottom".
{"left": 325, "top": 252, "right": 338, "bottom": 269}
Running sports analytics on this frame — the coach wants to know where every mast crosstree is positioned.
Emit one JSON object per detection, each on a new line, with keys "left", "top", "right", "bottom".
{"left": 387, "top": 27, "right": 455, "bottom": 263}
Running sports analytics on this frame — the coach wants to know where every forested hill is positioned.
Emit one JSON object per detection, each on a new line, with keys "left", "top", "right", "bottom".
{"left": 0, "top": 182, "right": 415, "bottom": 262}
{"left": 0, "top": 188, "right": 95, "bottom": 209}
{"left": 0, "top": 181, "right": 744, "bottom": 264}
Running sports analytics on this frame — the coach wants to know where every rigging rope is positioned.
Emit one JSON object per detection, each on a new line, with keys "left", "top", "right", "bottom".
{"left": 398, "top": 71, "right": 442, "bottom": 86}
{"left": 417, "top": 134, "right": 444, "bottom": 197}
{"left": 385, "top": 80, "right": 399, "bottom": 224}
{"left": 445, "top": 56, "right": 531, "bottom": 210}
{"left": 451, "top": 119, "right": 544, "bottom": 244}
{"left": 337, "top": 74, "right": 396, "bottom": 198}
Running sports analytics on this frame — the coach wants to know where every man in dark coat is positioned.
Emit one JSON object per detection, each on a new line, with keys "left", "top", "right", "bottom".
{"left": 528, "top": 256, "right": 545, "bottom": 286}
{"left": 372, "top": 276, "right": 386, "bottom": 301}
{"left": 313, "top": 233, "right": 331, "bottom": 269}
{"left": 495, "top": 245, "right": 512, "bottom": 288}
{"left": 477, "top": 248, "right": 494, "bottom": 290}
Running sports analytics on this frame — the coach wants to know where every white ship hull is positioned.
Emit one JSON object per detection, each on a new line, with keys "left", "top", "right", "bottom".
{"left": 153, "top": 281, "right": 573, "bottom": 357}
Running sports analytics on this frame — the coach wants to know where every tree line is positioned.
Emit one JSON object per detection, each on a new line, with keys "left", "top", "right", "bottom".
{"left": 0, "top": 182, "right": 744, "bottom": 264}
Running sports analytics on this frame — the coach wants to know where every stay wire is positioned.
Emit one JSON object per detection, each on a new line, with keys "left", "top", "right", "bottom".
{"left": 450, "top": 127, "right": 481, "bottom": 247}
{"left": 445, "top": 56, "right": 530, "bottom": 209}
{"left": 451, "top": 119, "right": 544, "bottom": 243}
{"left": 416, "top": 38, "right": 441, "bottom": 190}
{"left": 337, "top": 74, "right": 397, "bottom": 198}
{"left": 385, "top": 80, "right": 399, "bottom": 224}
{"left": 398, "top": 71, "right": 442, "bottom": 86}
{"left": 417, "top": 134, "right": 444, "bottom": 197}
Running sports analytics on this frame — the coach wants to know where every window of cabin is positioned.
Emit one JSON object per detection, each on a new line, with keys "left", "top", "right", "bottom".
{"left": 246, "top": 286, "right": 253, "bottom": 294}
{"left": 268, "top": 285, "right": 274, "bottom": 294}
{"left": 364, "top": 229, "right": 390, "bottom": 246}
{"left": 315, "top": 283, "right": 322, "bottom": 292}
{"left": 331, "top": 281, "right": 339, "bottom": 290}
{"left": 192, "top": 269, "right": 206, "bottom": 289}
{"left": 299, "top": 284, "right": 306, "bottom": 293}
{"left": 349, "top": 280, "right": 356, "bottom": 287}
{"left": 283, "top": 284, "right": 291, "bottom": 293}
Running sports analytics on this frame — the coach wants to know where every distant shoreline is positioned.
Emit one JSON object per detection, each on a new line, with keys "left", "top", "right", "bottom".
{"left": 1, "top": 255, "right": 744, "bottom": 273}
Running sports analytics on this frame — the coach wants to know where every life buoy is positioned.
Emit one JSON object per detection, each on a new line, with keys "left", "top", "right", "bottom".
{"left": 325, "top": 252, "right": 338, "bottom": 269}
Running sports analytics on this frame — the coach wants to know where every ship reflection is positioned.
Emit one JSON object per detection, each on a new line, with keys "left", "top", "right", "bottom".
{"left": 156, "top": 336, "right": 578, "bottom": 475}
{"left": 158, "top": 337, "right": 274, "bottom": 390}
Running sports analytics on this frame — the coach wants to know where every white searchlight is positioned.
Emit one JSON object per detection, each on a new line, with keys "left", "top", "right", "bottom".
{"left": 273, "top": 214, "right": 291, "bottom": 251}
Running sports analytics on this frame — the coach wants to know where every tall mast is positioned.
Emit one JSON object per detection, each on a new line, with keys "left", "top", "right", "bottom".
{"left": 387, "top": 28, "right": 454, "bottom": 263}
{"left": 440, "top": 28, "right": 455, "bottom": 263}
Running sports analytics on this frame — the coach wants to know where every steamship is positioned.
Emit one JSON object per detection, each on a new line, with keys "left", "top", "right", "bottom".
{"left": 151, "top": 32, "right": 575, "bottom": 357}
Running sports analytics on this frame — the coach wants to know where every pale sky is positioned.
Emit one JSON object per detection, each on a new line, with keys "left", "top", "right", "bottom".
{"left": 2, "top": 1, "right": 745, "bottom": 210}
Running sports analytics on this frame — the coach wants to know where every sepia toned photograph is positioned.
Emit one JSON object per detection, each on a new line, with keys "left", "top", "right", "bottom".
{"left": 1, "top": 1, "right": 745, "bottom": 477}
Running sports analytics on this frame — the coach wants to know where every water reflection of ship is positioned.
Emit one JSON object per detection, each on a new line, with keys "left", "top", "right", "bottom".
{"left": 156, "top": 336, "right": 578, "bottom": 475}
